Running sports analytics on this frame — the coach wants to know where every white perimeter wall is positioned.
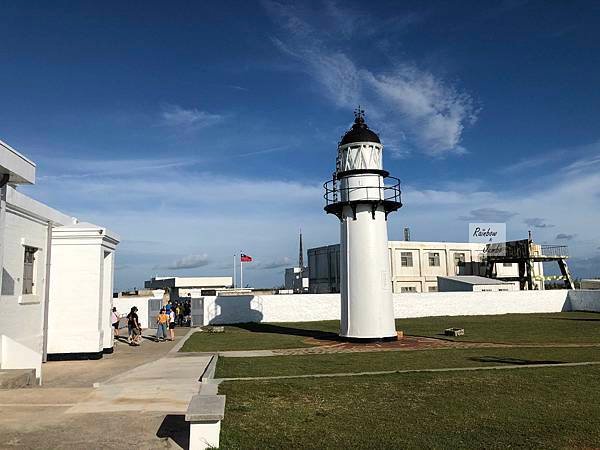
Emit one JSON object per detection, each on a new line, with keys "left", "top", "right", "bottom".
{"left": 112, "top": 294, "right": 162, "bottom": 329}
{"left": 203, "top": 290, "right": 600, "bottom": 325}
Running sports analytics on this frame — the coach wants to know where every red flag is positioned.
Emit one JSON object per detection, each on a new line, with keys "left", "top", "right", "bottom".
{"left": 240, "top": 253, "right": 252, "bottom": 262}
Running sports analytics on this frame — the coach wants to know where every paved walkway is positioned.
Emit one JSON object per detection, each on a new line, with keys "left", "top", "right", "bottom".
{"left": 68, "top": 352, "right": 210, "bottom": 414}
{"left": 217, "top": 337, "right": 600, "bottom": 358}
{"left": 0, "top": 328, "right": 209, "bottom": 449}
{"left": 216, "top": 360, "right": 600, "bottom": 382}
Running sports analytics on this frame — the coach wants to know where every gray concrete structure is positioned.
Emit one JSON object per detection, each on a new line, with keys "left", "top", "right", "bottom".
{"left": 437, "top": 276, "right": 517, "bottom": 292}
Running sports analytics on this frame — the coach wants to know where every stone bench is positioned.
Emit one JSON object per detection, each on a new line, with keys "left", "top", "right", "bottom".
{"left": 186, "top": 394, "right": 226, "bottom": 450}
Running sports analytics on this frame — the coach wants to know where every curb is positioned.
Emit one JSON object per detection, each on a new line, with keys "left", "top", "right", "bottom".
{"left": 168, "top": 327, "right": 201, "bottom": 355}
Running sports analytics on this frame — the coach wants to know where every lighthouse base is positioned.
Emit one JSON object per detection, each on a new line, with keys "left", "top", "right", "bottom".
{"left": 339, "top": 335, "right": 398, "bottom": 343}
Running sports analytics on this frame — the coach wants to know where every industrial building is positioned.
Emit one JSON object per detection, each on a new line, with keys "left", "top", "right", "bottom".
{"left": 308, "top": 241, "right": 544, "bottom": 294}
{"left": 0, "top": 139, "right": 119, "bottom": 382}
{"left": 284, "top": 267, "right": 309, "bottom": 293}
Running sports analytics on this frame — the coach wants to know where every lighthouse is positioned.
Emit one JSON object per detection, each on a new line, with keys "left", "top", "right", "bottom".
{"left": 324, "top": 107, "right": 402, "bottom": 341}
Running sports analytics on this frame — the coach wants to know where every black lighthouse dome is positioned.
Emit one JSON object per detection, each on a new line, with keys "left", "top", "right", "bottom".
{"left": 339, "top": 107, "right": 381, "bottom": 146}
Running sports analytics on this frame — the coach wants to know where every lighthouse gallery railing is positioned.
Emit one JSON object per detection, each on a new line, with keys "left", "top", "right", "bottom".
{"left": 323, "top": 174, "right": 402, "bottom": 207}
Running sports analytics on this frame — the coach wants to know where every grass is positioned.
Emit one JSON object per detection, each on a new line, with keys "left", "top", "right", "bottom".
{"left": 180, "top": 312, "right": 600, "bottom": 352}
{"left": 397, "top": 311, "right": 600, "bottom": 344}
{"left": 216, "top": 346, "right": 600, "bottom": 378}
{"left": 180, "top": 324, "right": 318, "bottom": 352}
{"left": 219, "top": 365, "right": 600, "bottom": 449}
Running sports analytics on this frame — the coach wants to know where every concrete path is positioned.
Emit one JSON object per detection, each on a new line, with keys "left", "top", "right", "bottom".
{"left": 0, "top": 328, "right": 208, "bottom": 449}
{"left": 216, "top": 360, "right": 600, "bottom": 382}
{"left": 66, "top": 329, "right": 210, "bottom": 414}
{"left": 67, "top": 353, "right": 210, "bottom": 414}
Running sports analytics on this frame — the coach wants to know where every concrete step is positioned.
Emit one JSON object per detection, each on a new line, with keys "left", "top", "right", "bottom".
{"left": 0, "top": 369, "right": 37, "bottom": 389}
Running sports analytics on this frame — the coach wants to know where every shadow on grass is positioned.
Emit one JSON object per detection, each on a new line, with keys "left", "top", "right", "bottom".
{"left": 469, "top": 356, "right": 564, "bottom": 365}
{"left": 157, "top": 414, "right": 189, "bottom": 448}
{"left": 233, "top": 322, "right": 341, "bottom": 342}
{"left": 547, "top": 317, "right": 600, "bottom": 322}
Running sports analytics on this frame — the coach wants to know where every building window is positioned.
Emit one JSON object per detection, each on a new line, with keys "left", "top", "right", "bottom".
{"left": 22, "top": 246, "right": 37, "bottom": 295}
{"left": 400, "top": 286, "right": 417, "bottom": 293}
{"left": 503, "top": 263, "right": 513, "bottom": 267}
{"left": 428, "top": 252, "right": 440, "bottom": 267}
{"left": 400, "top": 252, "right": 413, "bottom": 267}
{"left": 454, "top": 253, "right": 466, "bottom": 267}
{"left": 428, "top": 286, "right": 438, "bottom": 292}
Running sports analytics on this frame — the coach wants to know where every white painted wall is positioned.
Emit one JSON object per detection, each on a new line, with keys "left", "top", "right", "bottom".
{"left": 112, "top": 294, "right": 163, "bottom": 329}
{"left": 202, "top": 290, "right": 600, "bottom": 325}
{"left": 46, "top": 224, "right": 119, "bottom": 355}
{"left": 0, "top": 186, "right": 75, "bottom": 379}
{"left": 566, "top": 290, "right": 600, "bottom": 312}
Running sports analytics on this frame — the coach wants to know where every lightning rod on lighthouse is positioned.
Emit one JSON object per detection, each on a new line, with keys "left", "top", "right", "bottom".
{"left": 324, "top": 107, "right": 402, "bottom": 341}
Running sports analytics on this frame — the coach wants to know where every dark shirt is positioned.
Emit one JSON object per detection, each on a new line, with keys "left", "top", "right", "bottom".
{"left": 127, "top": 312, "right": 139, "bottom": 328}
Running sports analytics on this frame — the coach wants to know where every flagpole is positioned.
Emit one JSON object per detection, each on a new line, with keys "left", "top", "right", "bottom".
{"left": 240, "top": 252, "right": 243, "bottom": 289}
{"left": 233, "top": 254, "right": 236, "bottom": 289}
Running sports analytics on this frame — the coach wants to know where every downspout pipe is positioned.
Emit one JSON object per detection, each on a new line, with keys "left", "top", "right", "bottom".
{"left": 0, "top": 173, "right": 10, "bottom": 302}
{"left": 42, "top": 220, "right": 53, "bottom": 364}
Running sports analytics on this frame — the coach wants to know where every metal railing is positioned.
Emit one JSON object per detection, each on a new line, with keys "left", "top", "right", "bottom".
{"left": 540, "top": 245, "right": 569, "bottom": 258}
{"left": 323, "top": 175, "right": 401, "bottom": 207}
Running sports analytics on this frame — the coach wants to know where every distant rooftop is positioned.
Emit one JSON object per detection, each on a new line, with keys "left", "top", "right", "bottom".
{"left": 438, "top": 276, "right": 514, "bottom": 285}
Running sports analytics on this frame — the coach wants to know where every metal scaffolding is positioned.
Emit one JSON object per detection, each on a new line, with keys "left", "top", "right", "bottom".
{"left": 483, "top": 238, "right": 574, "bottom": 290}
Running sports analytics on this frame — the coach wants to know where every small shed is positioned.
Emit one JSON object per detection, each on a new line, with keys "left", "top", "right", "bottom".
{"left": 437, "top": 276, "right": 517, "bottom": 292}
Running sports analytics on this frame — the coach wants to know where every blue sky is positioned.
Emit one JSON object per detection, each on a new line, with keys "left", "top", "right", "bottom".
{"left": 1, "top": 0, "right": 599, "bottom": 289}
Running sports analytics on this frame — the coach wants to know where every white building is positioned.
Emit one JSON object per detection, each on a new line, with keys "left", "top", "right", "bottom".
{"left": 145, "top": 276, "right": 233, "bottom": 299}
{"left": 0, "top": 139, "right": 119, "bottom": 382}
{"left": 437, "top": 276, "right": 517, "bottom": 292}
{"left": 308, "top": 240, "right": 544, "bottom": 294}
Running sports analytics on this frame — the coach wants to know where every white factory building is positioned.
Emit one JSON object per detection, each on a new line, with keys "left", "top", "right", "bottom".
{"left": 0, "top": 139, "right": 119, "bottom": 383}
{"left": 308, "top": 240, "right": 544, "bottom": 294}
{"left": 145, "top": 276, "right": 233, "bottom": 299}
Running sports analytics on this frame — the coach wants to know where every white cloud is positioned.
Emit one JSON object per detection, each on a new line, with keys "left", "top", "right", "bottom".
{"left": 524, "top": 218, "right": 554, "bottom": 228}
{"left": 161, "top": 254, "right": 211, "bottom": 270}
{"left": 458, "top": 208, "right": 518, "bottom": 222}
{"left": 22, "top": 145, "right": 600, "bottom": 290}
{"left": 556, "top": 233, "right": 576, "bottom": 241}
{"left": 247, "top": 256, "right": 294, "bottom": 270}
{"left": 263, "top": 1, "right": 477, "bottom": 156}
{"left": 160, "top": 104, "right": 223, "bottom": 130}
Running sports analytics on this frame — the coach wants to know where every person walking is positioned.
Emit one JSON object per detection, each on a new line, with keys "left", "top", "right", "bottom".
{"left": 175, "top": 303, "right": 183, "bottom": 326}
{"left": 167, "top": 305, "right": 176, "bottom": 341}
{"left": 155, "top": 308, "right": 168, "bottom": 342}
{"left": 127, "top": 306, "right": 142, "bottom": 346}
{"left": 111, "top": 307, "right": 120, "bottom": 337}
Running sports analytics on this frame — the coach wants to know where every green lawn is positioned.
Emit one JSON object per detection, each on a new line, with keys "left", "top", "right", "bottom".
{"left": 181, "top": 312, "right": 600, "bottom": 352}
{"left": 216, "top": 346, "right": 600, "bottom": 378}
{"left": 219, "top": 365, "right": 600, "bottom": 449}
{"left": 397, "top": 311, "right": 600, "bottom": 344}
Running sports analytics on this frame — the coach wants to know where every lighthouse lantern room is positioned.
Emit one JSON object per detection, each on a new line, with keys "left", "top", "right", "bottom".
{"left": 324, "top": 107, "right": 402, "bottom": 341}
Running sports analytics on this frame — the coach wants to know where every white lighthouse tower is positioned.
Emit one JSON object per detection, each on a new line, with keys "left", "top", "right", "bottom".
{"left": 324, "top": 107, "right": 402, "bottom": 342}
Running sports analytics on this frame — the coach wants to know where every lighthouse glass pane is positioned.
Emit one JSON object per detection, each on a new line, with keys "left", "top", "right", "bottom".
{"left": 400, "top": 252, "right": 413, "bottom": 267}
{"left": 428, "top": 252, "right": 440, "bottom": 267}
